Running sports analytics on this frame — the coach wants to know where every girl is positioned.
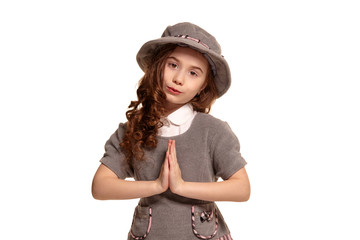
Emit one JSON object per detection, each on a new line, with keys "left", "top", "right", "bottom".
{"left": 92, "top": 22, "right": 250, "bottom": 240}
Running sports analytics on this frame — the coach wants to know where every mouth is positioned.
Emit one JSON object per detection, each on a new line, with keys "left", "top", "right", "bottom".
{"left": 167, "top": 86, "right": 182, "bottom": 95}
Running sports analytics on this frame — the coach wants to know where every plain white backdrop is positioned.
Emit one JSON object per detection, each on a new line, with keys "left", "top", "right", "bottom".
{"left": 1, "top": 0, "right": 359, "bottom": 239}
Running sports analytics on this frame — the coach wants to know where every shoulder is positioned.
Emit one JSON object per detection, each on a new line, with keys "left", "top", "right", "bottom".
{"left": 118, "top": 122, "right": 127, "bottom": 133}
{"left": 107, "top": 122, "right": 128, "bottom": 144}
{"left": 194, "top": 113, "right": 229, "bottom": 130}
{"left": 192, "top": 112, "right": 234, "bottom": 138}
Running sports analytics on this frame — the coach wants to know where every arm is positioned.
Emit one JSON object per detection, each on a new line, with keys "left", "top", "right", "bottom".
{"left": 92, "top": 160, "right": 169, "bottom": 200}
{"left": 167, "top": 140, "right": 250, "bottom": 202}
{"left": 174, "top": 168, "right": 250, "bottom": 202}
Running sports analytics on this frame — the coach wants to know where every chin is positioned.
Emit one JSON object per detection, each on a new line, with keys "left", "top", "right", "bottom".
{"left": 165, "top": 97, "right": 186, "bottom": 107}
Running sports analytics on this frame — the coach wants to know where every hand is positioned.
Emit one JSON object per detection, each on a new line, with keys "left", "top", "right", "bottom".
{"left": 167, "top": 140, "right": 185, "bottom": 194}
{"left": 155, "top": 141, "right": 170, "bottom": 193}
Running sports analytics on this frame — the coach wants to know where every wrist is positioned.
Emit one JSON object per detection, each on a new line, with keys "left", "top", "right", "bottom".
{"left": 153, "top": 180, "right": 167, "bottom": 195}
{"left": 172, "top": 179, "right": 186, "bottom": 196}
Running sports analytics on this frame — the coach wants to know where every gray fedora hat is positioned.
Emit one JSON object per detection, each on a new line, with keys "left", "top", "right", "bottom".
{"left": 136, "top": 22, "right": 231, "bottom": 98}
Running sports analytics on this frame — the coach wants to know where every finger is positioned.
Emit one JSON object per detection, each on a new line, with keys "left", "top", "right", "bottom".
{"left": 168, "top": 139, "right": 172, "bottom": 155}
{"left": 169, "top": 140, "right": 174, "bottom": 157}
{"left": 170, "top": 140, "right": 176, "bottom": 161}
{"left": 169, "top": 142, "right": 176, "bottom": 170}
{"left": 164, "top": 141, "right": 171, "bottom": 168}
{"left": 164, "top": 156, "right": 169, "bottom": 173}
{"left": 165, "top": 143, "right": 170, "bottom": 161}
{"left": 168, "top": 143, "right": 173, "bottom": 168}
{"left": 172, "top": 140, "right": 176, "bottom": 158}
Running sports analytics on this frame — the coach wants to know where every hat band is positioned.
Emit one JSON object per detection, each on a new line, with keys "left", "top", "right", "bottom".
{"left": 173, "top": 35, "right": 209, "bottom": 49}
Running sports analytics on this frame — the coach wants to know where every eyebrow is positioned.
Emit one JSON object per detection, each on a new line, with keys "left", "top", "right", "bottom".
{"left": 167, "top": 56, "right": 204, "bottom": 74}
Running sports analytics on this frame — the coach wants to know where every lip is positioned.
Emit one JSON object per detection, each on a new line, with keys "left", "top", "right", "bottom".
{"left": 167, "top": 86, "right": 182, "bottom": 95}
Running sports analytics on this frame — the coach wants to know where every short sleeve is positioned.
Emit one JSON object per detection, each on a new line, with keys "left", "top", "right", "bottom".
{"left": 211, "top": 121, "right": 247, "bottom": 180}
{"left": 99, "top": 123, "right": 134, "bottom": 179}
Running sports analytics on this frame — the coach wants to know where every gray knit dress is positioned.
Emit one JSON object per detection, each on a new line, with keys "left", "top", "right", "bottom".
{"left": 100, "top": 113, "right": 247, "bottom": 240}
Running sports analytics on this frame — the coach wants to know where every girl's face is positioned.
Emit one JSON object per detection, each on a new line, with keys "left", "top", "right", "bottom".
{"left": 162, "top": 46, "right": 209, "bottom": 114}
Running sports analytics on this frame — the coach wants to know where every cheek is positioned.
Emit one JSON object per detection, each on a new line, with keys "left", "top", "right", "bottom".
{"left": 184, "top": 84, "right": 202, "bottom": 99}
{"left": 162, "top": 68, "right": 171, "bottom": 82}
{"left": 161, "top": 74, "right": 169, "bottom": 89}
{"left": 193, "top": 80, "right": 206, "bottom": 93}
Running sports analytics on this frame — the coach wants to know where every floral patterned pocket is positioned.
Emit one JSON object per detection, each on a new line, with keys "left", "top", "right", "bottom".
{"left": 130, "top": 205, "right": 152, "bottom": 240}
{"left": 192, "top": 204, "right": 218, "bottom": 239}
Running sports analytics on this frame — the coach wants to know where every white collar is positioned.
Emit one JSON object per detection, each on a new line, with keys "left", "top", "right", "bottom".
{"left": 166, "top": 104, "right": 195, "bottom": 126}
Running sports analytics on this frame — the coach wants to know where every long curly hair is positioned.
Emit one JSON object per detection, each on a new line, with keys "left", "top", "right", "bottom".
{"left": 120, "top": 44, "right": 218, "bottom": 163}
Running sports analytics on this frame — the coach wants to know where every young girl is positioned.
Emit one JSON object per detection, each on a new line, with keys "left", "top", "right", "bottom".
{"left": 92, "top": 22, "right": 250, "bottom": 240}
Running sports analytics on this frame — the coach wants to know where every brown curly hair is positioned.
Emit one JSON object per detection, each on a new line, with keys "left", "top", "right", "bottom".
{"left": 120, "top": 44, "right": 218, "bottom": 163}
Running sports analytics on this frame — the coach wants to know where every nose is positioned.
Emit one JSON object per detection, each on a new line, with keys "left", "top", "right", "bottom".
{"left": 173, "top": 71, "right": 185, "bottom": 86}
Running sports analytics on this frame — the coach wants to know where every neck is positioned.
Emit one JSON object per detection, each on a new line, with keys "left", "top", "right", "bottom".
{"left": 163, "top": 102, "right": 186, "bottom": 117}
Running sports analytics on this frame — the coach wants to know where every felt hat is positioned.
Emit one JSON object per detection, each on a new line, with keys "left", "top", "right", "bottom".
{"left": 136, "top": 22, "right": 231, "bottom": 97}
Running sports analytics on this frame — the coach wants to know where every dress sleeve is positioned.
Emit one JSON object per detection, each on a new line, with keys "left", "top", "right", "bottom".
{"left": 211, "top": 121, "right": 247, "bottom": 180}
{"left": 99, "top": 123, "right": 134, "bottom": 179}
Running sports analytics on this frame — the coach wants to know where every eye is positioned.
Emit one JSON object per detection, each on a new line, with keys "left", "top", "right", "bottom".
{"left": 168, "top": 62, "right": 178, "bottom": 69}
{"left": 189, "top": 71, "right": 198, "bottom": 77}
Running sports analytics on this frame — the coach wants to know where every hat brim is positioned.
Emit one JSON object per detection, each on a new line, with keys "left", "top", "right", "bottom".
{"left": 136, "top": 37, "right": 231, "bottom": 97}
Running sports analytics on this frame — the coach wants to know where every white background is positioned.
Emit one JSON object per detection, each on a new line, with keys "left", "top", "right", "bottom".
{"left": 1, "top": 0, "right": 359, "bottom": 239}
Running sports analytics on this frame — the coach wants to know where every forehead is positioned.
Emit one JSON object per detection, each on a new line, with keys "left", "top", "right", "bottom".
{"left": 169, "top": 46, "right": 209, "bottom": 69}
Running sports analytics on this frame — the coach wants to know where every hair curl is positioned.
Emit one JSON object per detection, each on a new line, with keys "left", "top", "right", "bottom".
{"left": 120, "top": 44, "right": 218, "bottom": 163}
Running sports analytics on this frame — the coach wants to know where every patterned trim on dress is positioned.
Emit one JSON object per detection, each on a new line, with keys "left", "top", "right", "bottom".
{"left": 130, "top": 207, "right": 152, "bottom": 240}
{"left": 191, "top": 205, "right": 218, "bottom": 239}
{"left": 215, "top": 233, "right": 233, "bottom": 240}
